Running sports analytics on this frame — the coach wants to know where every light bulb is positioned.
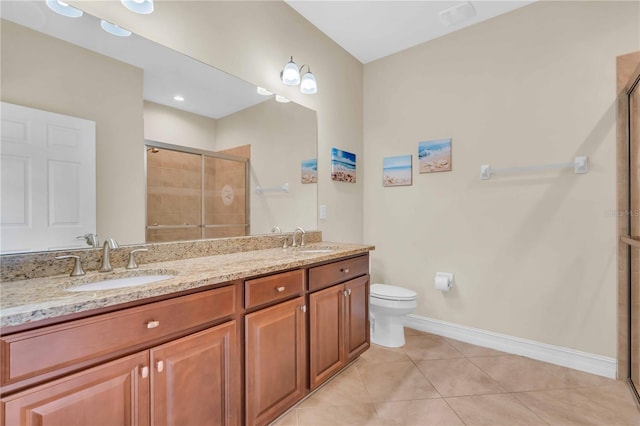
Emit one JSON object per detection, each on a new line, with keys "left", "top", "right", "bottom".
{"left": 281, "top": 57, "right": 300, "bottom": 86}
{"left": 300, "top": 71, "right": 317, "bottom": 94}
{"left": 121, "top": 0, "right": 154, "bottom": 14}
{"left": 46, "top": 0, "right": 83, "bottom": 18}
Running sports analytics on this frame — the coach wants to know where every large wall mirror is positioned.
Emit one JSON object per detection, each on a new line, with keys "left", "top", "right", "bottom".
{"left": 0, "top": 1, "right": 318, "bottom": 254}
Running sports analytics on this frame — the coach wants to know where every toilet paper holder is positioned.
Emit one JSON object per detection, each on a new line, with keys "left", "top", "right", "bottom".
{"left": 435, "top": 272, "right": 454, "bottom": 291}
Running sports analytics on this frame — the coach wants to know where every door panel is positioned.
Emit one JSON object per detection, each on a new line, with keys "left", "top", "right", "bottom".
{"left": 150, "top": 321, "right": 240, "bottom": 426}
{"left": 309, "top": 284, "right": 344, "bottom": 390}
{"left": 1, "top": 352, "right": 149, "bottom": 426}
{"left": 245, "top": 297, "right": 306, "bottom": 426}
{"left": 0, "top": 102, "right": 96, "bottom": 253}
{"left": 344, "top": 275, "right": 370, "bottom": 362}
{"left": 629, "top": 72, "right": 640, "bottom": 394}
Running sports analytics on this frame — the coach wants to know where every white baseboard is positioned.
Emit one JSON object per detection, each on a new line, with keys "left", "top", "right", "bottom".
{"left": 403, "top": 314, "right": 617, "bottom": 379}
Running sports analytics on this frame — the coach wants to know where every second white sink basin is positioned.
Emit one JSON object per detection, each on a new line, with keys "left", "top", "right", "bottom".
{"left": 66, "top": 275, "right": 174, "bottom": 292}
{"left": 299, "top": 249, "right": 334, "bottom": 254}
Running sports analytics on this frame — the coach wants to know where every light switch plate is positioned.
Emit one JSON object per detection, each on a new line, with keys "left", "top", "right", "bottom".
{"left": 319, "top": 204, "right": 327, "bottom": 220}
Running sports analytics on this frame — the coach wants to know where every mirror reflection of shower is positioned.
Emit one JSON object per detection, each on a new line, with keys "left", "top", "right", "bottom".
{"left": 145, "top": 142, "right": 250, "bottom": 243}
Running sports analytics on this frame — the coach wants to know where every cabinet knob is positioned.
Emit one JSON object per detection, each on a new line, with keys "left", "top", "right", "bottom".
{"left": 341, "top": 268, "right": 350, "bottom": 274}
{"left": 147, "top": 320, "right": 160, "bottom": 329}
{"left": 276, "top": 286, "right": 286, "bottom": 292}
{"left": 141, "top": 366, "right": 149, "bottom": 379}
{"left": 300, "top": 305, "right": 307, "bottom": 313}
{"left": 156, "top": 360, "right": 164, "bottom": 373}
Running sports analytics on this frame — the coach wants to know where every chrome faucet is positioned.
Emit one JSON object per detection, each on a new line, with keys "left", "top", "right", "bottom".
{"left": 99, "top": 238, "right": 119, "bottom": 272}
{"left": 292, "top": 227, "right": 306, "bottom": 247}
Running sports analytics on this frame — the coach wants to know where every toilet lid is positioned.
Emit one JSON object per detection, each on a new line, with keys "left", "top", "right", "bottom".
{"left": 371, "top": 283, "right": 417, "bottom": 301}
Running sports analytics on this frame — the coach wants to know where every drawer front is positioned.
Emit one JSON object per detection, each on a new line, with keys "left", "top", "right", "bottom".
{"left": 308, "top": 254, "right": 369, "bottom": 292}
{"left": 245, "top": 269, "right": 304, "bottom": 309}
{"left": 1, "top": 285, "right": 236, "bottom": 387}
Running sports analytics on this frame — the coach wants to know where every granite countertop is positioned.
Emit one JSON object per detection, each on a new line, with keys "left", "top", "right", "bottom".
{"left": 0, "top": 242, "right": 373, "bottom": 329}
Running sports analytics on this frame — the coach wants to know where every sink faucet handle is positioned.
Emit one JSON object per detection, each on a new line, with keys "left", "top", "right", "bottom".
{"left": 55, "top": 255, "right": 86, "bottom": 277}
{"left": 127, "top": 248, "right": 149, "bottom": 270}
{"left": 76, "top": 233, "right": 99, "bottom": 248}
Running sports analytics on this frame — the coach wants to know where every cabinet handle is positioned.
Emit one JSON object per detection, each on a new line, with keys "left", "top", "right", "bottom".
{"left": 156, "top": 360, "right": 164, "bottom": 373}
{"left": 348, "top": 289, "right": 352, "bottom": 296}
{"left": 147, "top": 320, "right": 160, "bottom": 329}
{"left": 343, "top": 290, "right": 349, "bottom": 297}
{"left": 341, "top": 268, "right": 350, "bottom": 274}
{"left": 276, "top": 286, "right": 286, "bottom": 292}
{"left": 141, "top": 366, "right": 149, "bottom": 379}
{"left": 300, "top": 305, "right": 307, "bottom": 313}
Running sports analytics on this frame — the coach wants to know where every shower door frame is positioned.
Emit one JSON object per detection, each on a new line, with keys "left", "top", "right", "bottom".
{"left": 616, "top": 53, "right": 640, "bottom": 405}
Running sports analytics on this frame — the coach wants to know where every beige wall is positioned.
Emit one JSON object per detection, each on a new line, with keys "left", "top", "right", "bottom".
{"left": 73, "top": 0, "right": 364, "bottom": 243}
{"left": 363, "top": 1, "right": 640, "bottom": 357}
{"left": 1, "top": 20, "right": 145, "bottom": 246}
{"left": 144, "top": 101, "right": 216, "bottom": 150}
{"left": 216, "top": 100, "right": 317, "bottom": 235}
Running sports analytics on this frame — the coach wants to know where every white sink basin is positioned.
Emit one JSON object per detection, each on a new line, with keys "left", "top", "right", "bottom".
{"left": 66, "top": 275, "right": 174, "bottom": 292}
{"left": 298, "top": 249, "right": 335, "bottom": 254}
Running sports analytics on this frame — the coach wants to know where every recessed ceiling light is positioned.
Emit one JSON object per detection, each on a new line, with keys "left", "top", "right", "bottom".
{"left": 46, "top": 0, "right": 83, "bottom": 18}
{"left": 257, "top": 87, "right": 273, "bottom": 96}
{"left": 275, "top": 95, "right": 290, "bottom": 103}
{"left": 173, "top": 95, "right": 185, "bottom": 102}
{"left": 100, "top": 20, "right": 132, "bottom": 37}
{"left": 121, "top": 0, "right": 154, "bottom": 15}
{"left": 438, "top": 2, "right": 476, "bottom": 26}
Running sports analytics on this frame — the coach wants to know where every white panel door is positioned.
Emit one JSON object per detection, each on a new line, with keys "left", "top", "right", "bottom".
{"left": 1, "top": 102, "right": 96, "bottom": 253}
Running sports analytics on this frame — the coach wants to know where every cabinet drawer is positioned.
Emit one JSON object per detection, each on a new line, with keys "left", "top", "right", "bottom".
{"left": 308, "top": 255, "right": 369, "bottom": 292}
{"left": 1, "top": 285, "right": 236, "bottom": 387}
{"left": 245, "top": 270, "right": 304, "bottom": 309}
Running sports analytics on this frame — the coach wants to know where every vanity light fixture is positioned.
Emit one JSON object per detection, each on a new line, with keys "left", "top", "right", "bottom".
{"left": 100, "top": 20, "right": 132, "bottom": 37}
{"left": 275, "top": 95, "right": 291, "bottom": 103}
{"left": 121, "top": 0, "right": 154, "bottom": 15}
{"left": 257, "top": 87, "right": 274, "bottom": 96}
{"left": 46, "top": 0, "right": 83, "bottom": 18}
{"left": 280, "top": 56, "right": 318, "bottom": 94}
{"left": 173, "top": 95, "right": 185, "bottom": 102}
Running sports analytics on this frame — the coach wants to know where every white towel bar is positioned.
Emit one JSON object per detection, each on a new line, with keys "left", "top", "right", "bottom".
{"left": 480, "top": 156, "right": 588, "bottom": 180}
{"left": 255, "top": 183, "right": 290, "bottom": 194}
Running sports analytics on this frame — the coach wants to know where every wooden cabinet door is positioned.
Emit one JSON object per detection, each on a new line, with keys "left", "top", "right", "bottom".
{"left": 245, "top": 297, "right": 306, "bottom": 426}
{"left": 1, "top": 352, "right": 149, "bottom": 426}
{"left": 150, "top": 321, "right": 240, "bottom": 426}
{"left": 344, "top": 275, "right": 370, "bottom": 362}
{"left": 309, "top": 284, "right": 345, "bottom": 390}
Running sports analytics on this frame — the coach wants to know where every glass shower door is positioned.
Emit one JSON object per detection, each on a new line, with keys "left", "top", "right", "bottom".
{"left": 629, "top": 73, "right": 640, "bottom": 398}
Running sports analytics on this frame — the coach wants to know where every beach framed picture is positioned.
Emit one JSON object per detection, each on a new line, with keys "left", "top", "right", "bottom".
{"left": 331, "top": 147, "right": 356, "bottom": 183}
{"left": 383, "top": 155, "right": 412, "bottom": 187}
{"left": 301, "top": 158, "right": 317, "bottom": 184}
{"left": 419, "top": 138, "right": 452, "bottom": 173}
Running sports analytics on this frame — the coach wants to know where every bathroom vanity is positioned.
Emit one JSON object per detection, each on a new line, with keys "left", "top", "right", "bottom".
{"left": 0, "top": 242, "right": 372, "bottom": 426}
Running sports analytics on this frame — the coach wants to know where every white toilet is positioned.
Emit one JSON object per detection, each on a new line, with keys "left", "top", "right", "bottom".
{"left": 370, "top": 283, "right": 417, "bottom": 348}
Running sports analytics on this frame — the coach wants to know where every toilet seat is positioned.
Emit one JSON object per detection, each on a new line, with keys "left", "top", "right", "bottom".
{"left": 371, "top": 283, "right": 416, "bottom": 301}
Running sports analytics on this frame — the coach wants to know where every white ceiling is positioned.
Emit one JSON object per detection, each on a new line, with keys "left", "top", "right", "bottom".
{"left": 285, "top": 1, "right": 536, "bottom": 63}
{"left": 1, "top": 1, "right": 536, "bottom": 119}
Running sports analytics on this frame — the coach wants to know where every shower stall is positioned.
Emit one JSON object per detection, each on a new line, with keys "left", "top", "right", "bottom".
{"left": 145, "top": 142, "right": 249, "bottom": 243}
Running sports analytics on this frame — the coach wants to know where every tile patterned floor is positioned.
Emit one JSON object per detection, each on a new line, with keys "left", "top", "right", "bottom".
{"left": 272, "top": 328, "right": 640, "bottom": 426}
